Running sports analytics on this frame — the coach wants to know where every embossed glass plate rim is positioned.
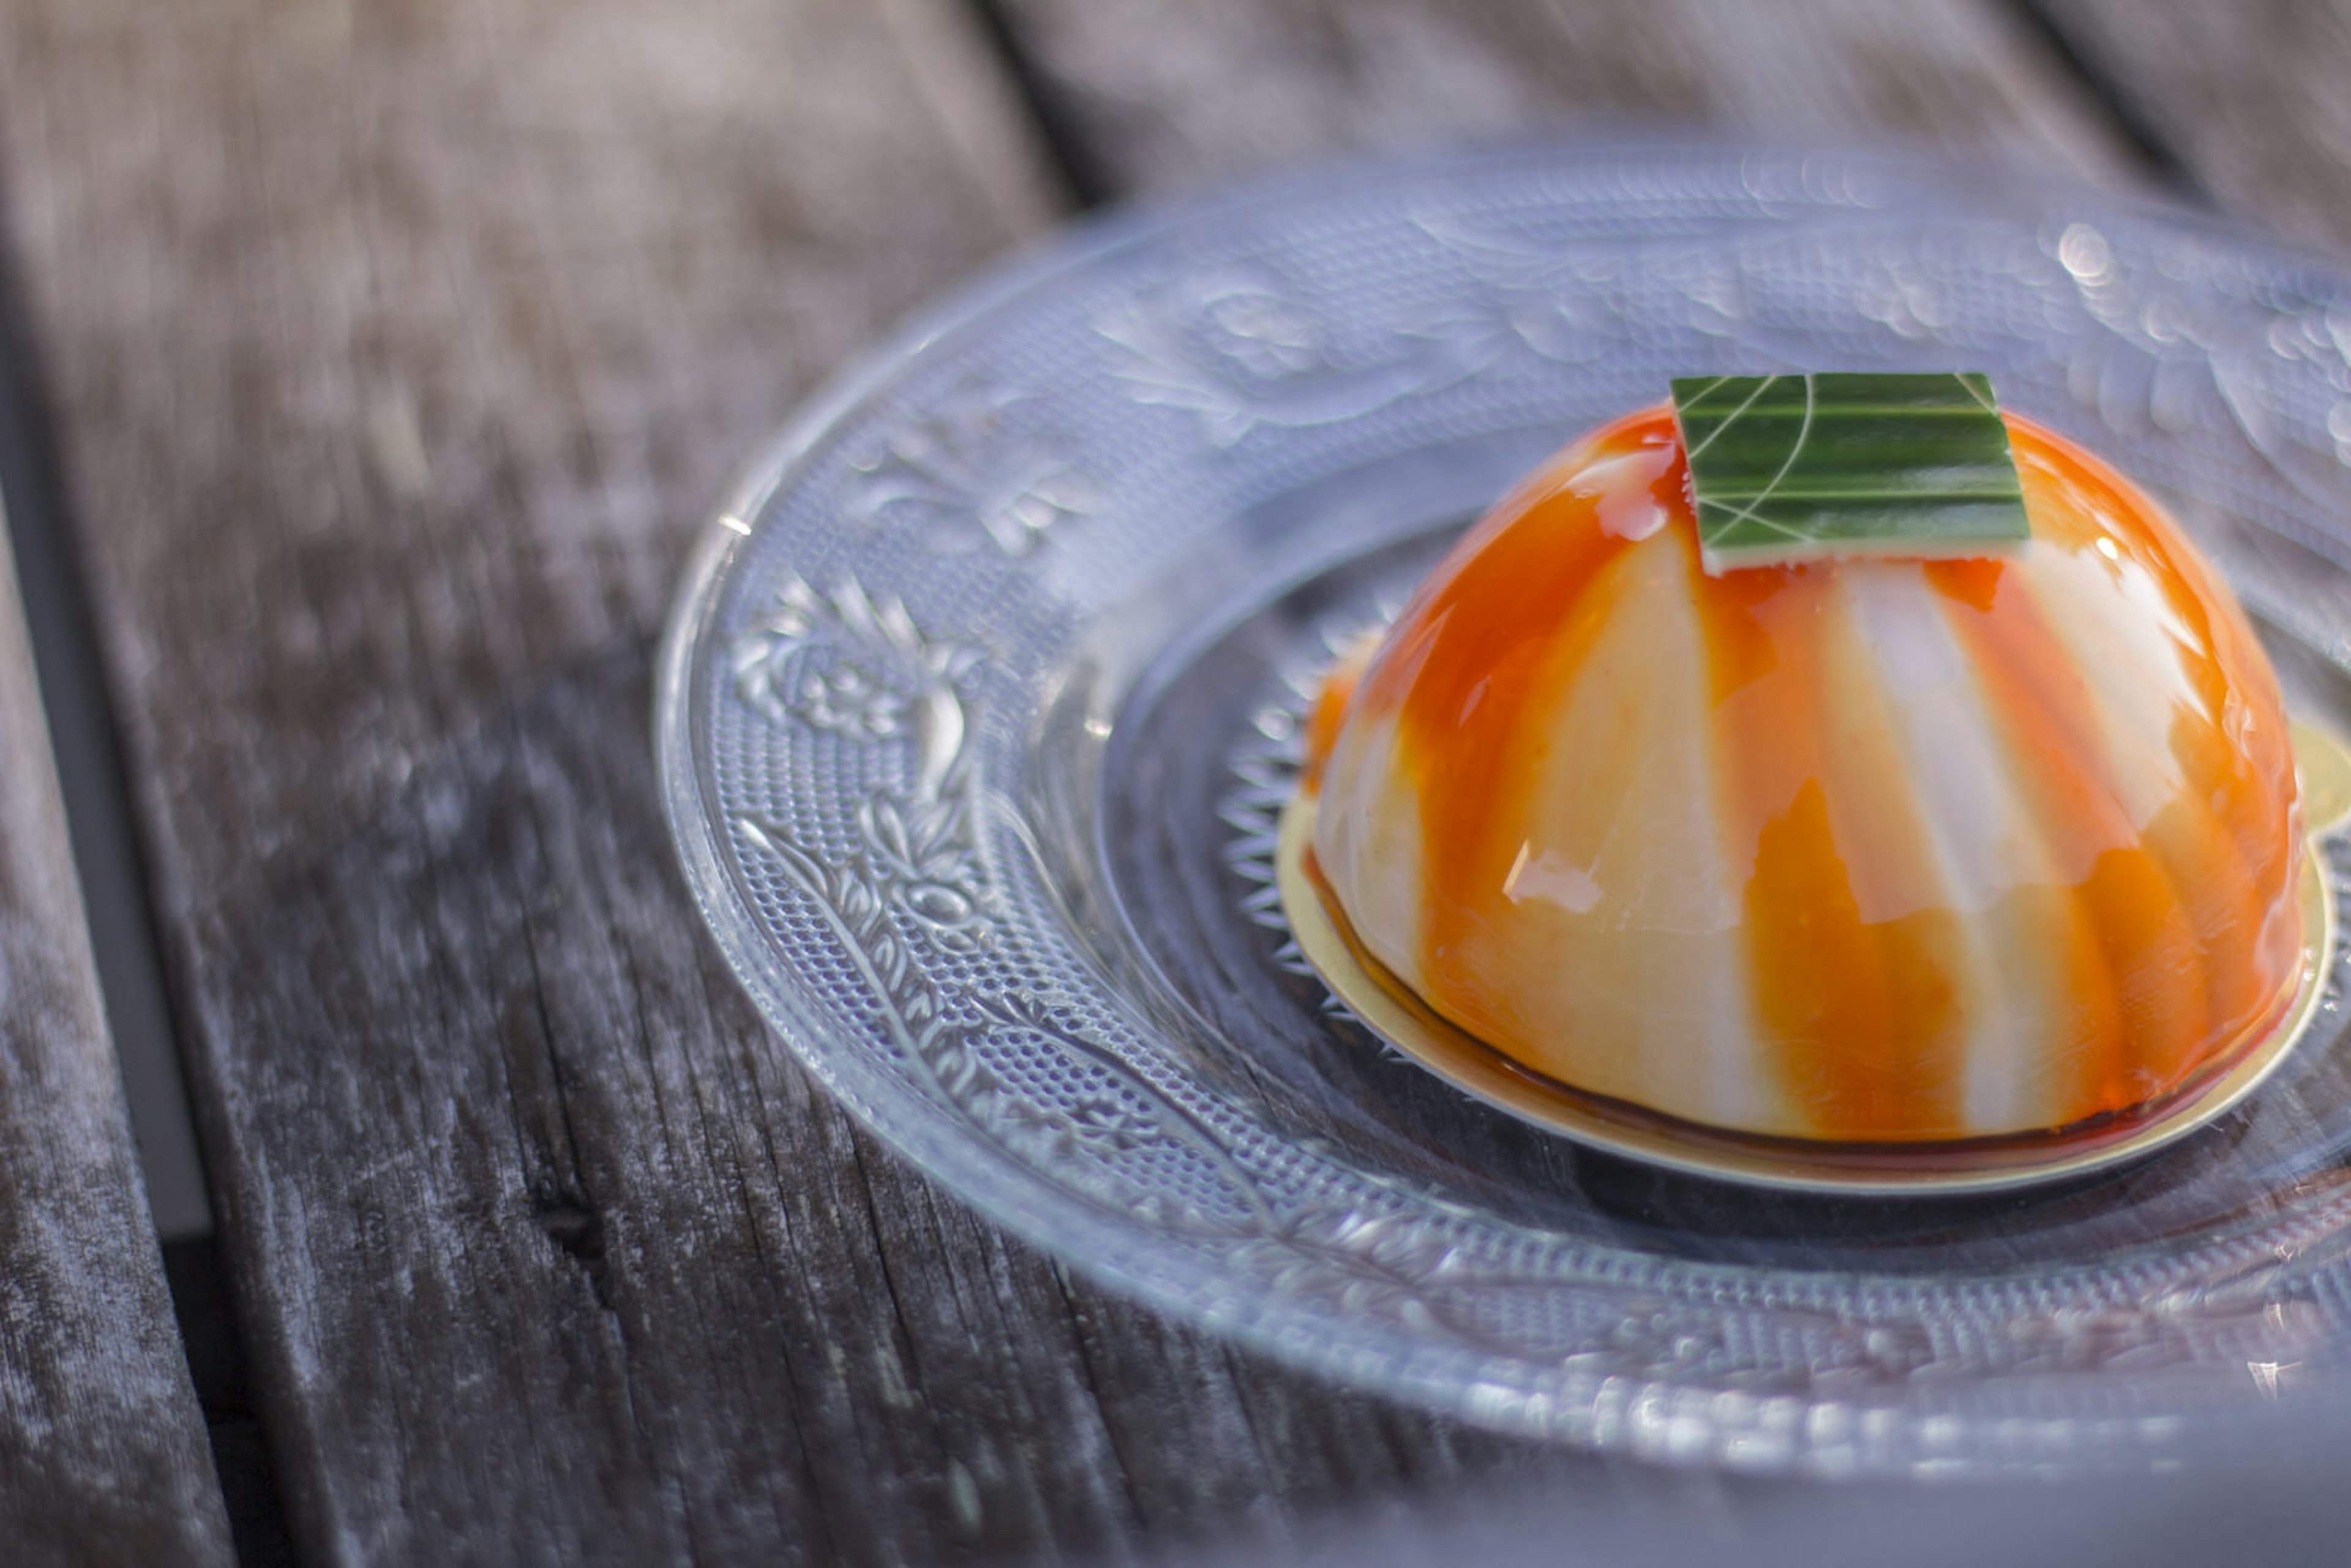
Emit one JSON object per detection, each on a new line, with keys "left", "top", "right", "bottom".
{"left": 656, "top": 138, "right": 2351, "bottom": 1475}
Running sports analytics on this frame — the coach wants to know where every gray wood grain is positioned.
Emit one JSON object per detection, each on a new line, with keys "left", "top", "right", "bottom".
{"left": 0, "top": 2, "right": 1604, "bottom": 1562}
{"left": 991, "top": 0, "right": 2138, "bottom": 197}
{"left": 0, "top": 0, "right": 2165, "bottom": 1562}
{"left": 2036, "top": 0, "right": 2351, "bottom": 250}
{"left": 0, "top": 471, "right": 230, "bottom": 1558}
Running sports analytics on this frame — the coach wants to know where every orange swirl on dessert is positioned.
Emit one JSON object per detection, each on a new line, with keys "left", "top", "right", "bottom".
{"left": 1300, "top": 406, "right": 2303, "bottom": 1144}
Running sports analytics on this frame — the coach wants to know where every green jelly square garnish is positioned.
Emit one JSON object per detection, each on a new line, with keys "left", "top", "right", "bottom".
{"left": 1668, "top": 372, "right": 2030, "bottom": 575}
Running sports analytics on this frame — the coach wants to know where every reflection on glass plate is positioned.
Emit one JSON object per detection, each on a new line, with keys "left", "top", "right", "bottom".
{"left": 659, "top": 144, "right": 2351, "bottom": 1475}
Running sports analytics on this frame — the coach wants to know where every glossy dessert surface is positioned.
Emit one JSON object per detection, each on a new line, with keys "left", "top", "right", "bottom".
{"left": 1302, "top": 406, "right": 2306, "bottom": 1146}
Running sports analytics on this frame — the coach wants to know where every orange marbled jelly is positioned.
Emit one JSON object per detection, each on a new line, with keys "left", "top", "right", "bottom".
{"left": 1301, "top": 406, "right": 2304, "bottom": 1144}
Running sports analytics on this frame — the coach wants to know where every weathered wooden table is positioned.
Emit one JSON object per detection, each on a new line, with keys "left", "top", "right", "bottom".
{"left": 0, "top": 2, "right": 2343, "bottom": 1562}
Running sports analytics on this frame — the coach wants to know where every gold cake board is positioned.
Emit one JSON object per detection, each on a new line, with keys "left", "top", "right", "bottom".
{"left": 1275, "top": 787, "right": 2336, "bottom": 1198}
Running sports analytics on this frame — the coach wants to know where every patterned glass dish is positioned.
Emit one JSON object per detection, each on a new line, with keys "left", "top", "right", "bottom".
{"left": 659, "top": 143, "right": 2351, "bottom": 1476}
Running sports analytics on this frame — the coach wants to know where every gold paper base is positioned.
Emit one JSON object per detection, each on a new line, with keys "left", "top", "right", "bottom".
{"left": 1276, "top": 793, "right": 2336, "bottom": 1196}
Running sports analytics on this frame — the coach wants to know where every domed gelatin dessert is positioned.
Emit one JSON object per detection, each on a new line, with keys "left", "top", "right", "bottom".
{"left": 1280, "top": 373, "right": 2328, "bottom": 1182}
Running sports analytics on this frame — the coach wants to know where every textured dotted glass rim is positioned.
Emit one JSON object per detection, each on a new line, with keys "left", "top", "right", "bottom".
{"left": 656, "top": 138, "right": 2351, "bottom": 1476}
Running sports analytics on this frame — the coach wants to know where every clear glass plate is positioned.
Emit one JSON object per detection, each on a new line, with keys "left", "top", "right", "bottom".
{"left": 658, "top": 143, "right": 2351, "bottom": 1476}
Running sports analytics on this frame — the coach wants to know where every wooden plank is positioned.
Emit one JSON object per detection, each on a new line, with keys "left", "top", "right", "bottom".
{"left": 990, "top": 0, "right": 2140, "bottom": 196}
{"left": 0, "top": 1, "right": 1637, "bottom": 1562}
{"left": 0, "top": 412, "right": 230, "bottom": 1555}
{"left": 2034, "top": 0, "right": 2351, "bottom": 251}
{"left": 0, "top": 0, "right": 2165, "bottom": 1564}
